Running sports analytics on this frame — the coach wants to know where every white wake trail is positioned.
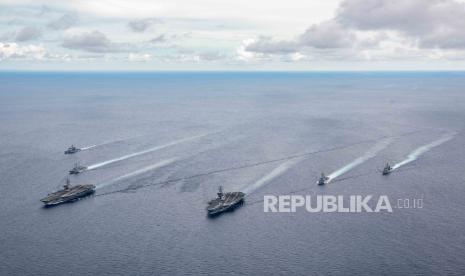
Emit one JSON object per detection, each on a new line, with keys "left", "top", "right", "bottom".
{"left": 327, "top": 139, "right": 392, "bottom": 182}
{"left": 96, "top": 158, "right": 177, "bottom": 189}
{"left": 392, "top": 133, "right": 455, "bottom": 170}
{"left": 242, "top": 159, "right": 302, "bottom": 195}
{"left": 87, "top": 134, "right": 206, "bottom": 170}
{"left": 80, "top": 136, "right": 142, "bottom": 151}
{"left": 81, "top": 145, "right": 98, "bottom": 150}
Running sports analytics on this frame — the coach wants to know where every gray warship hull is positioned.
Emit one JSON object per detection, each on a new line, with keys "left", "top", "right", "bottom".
{"left": 207, "top": 192, "right": 245, "bottom": 216}
{"left": 382, "top": 164, "right": 393, "bottom": 175}
{"left": 41, "top": 184, "right": 95, "bottom": 206}
{"left": 69, "top": 166, "right": 87, "bottom": 174}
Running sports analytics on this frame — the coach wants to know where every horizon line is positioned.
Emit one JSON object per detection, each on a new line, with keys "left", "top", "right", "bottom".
{"left": 1, "top": 69, "right": 465, "bottom": 74}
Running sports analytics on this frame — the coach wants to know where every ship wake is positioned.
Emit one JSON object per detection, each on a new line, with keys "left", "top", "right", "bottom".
{"left": 81, "top": 137, "right": 139, "bottom": 151}
{"left": 327, "top": 138, "right": 392, "bottom": 182}
{"left": 81, "top": 145, "right": 98, "bottom": 151}
{"left": 96, "top": 158, "right": 177, "bottom": 189}
{"left": 87, "top": 134, "right": 206, "bottom": 170}
{"left": 242, "top": 158, "right": 302, "bottom": 195}
{"left": 392, "top": 133, "right": 455, "bottom": 170}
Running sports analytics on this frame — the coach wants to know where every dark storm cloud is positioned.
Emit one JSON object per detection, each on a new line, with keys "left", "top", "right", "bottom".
{"left": 15, "top": 26, "right": 42, "bottom": 41}
{"left": 127, "top": 18, "right": 161, "bottom": 32}
{"left": 48, "top": 13, "right": 78, "bottom": 30}
{"left": 62, "top": 31, "right": 113, "bottom": 53}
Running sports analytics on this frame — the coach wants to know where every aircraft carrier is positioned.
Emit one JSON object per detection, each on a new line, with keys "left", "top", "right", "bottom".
{"left": 41, "top": 179, "right": 95, "bottom": 206}
{"left": 207, "top": 187, "right": 245, "bottom": 216}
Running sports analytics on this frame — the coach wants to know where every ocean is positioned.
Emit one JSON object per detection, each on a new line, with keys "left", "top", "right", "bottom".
{"left": 0, "top": 72, "right": 464, "bottom": 275}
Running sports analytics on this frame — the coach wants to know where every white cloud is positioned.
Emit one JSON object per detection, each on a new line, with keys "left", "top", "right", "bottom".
{"left": 244, "top": 36, "right": 298, "bottom": 54}
{"left": 236, "top": 39, "right": 266, "bottom": 62}
{"left": 337, "top": 0, "right": 465, "bottom": 49}
{"left": 128, "top": 52, "right": 151, "bottom": 61}
{"left": 242, "top": 20, "right": 356, "bottom": 56}
{"left": 299, "top": 21, "right": 354, "bottom": 49}
{"left": 2, "top": 0, "right": 465, "bottom": 69}
{"left": 238, "top": 0, "right": 465, "bottom": 64}
{"left": 290, "top": 52, "right": 305, "bottom": 61}
{"left": 0, "top": 42, "right": 46, "bottom": 60}
{"left": 0, "top": 0, "right": 341, "bottom": 31}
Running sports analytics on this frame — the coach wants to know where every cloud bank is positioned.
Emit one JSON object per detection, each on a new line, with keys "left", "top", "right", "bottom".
{"left": 15, "top": 27, "right": 42, "bottom": 42}
{"left": 127, "top": 18, "right": 160, "bottom": 32}
{"left": 62, "top": 31, "right": 114, "bottom": 53}
{"left": 0, "top": 42, "right": 46, "bottom": 60}
{"left": 1, "top": 0, "right": 465, "bottom": 69}
{"left": 243, "top": 0, "right": 465, "bottom": 63}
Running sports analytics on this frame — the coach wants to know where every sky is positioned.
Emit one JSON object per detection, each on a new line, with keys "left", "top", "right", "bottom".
{"left": 2, "top": 0, "right": 465, "bottom": 71}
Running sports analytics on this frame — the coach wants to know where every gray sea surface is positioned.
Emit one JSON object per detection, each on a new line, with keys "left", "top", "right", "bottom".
{"left": 0, "top": 72, "right": 464, "bottom": 275}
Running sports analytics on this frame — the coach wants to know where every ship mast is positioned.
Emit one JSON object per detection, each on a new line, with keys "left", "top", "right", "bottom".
{"left": 64, "top": 178, "right": 70, "bottom": 189}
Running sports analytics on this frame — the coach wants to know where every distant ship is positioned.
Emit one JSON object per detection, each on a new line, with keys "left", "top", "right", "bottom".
{"left": 69, "top": 163, "right": 87, "bottom": 174}
{"left": 64, "top": 145, "right": 81, "bottom": 154}
{"left": 207, "top": 186, "right": 245, "bottom": 216}
{"left": 382, "top": 163, "right": 393, "bottom": 175}
{"left": 317, "top": 173, "right": 329, "bottom": 185}
{"left": 41, "top": 179, "right": 95, "bottom": 206}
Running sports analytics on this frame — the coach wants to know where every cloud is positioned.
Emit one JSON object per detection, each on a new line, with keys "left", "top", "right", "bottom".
{"left": 244, "top": 20, "right": 355, "bottom": 54}
{"left": 298, "top": 20, "right": 355, "bottom": 49}
{"left": 0, "top": 32, "right": 15, "bottom": 41}
{"left": 337, "top": 0, "right": 465, "bottom": 49}
{"left": 127, "top": 18, "right": 160, "bottom": 32}
{"left": 149, "top": 34, "right": 167, "bottom": 44}
{"left": 3, "top": 0, "right": 465, "bottom": 68}
{"left": 236, "top": 39, "right": 267, "bottom": 62}
{"left": 197, "top": 51, "right": 226, "bottom": 61}
{"left": 244, "top": 36, "right": 298, "bottom": 54}
{"left": 37, "top": 5, "right": 51, "bottom": 17}
{"left": 0, "top": 42, "right": 46, "bottom": 60}
{"left": 62, "top": 31, "right": 113, "bottom": 53}
{"left": 128, "top": 52, "right": 151, "bottom": 62}
{"left": 241, "top": 0, "right": 465, "bottom": 61}
{"left": 48, "top": 13, "right": 78, "bottom": 30}
{"left": 61, "top": 31, "right": 140, "bottom": 53}
{"left": 337, "top": 0, "right": 433, "bottom": 32}
{"left": 15, "top": 27, "right": 42, "bottom": 42}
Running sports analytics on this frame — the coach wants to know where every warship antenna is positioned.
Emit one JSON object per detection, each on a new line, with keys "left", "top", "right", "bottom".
{"left": 64, "top": 178, "right": 70, "bottom": 189}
